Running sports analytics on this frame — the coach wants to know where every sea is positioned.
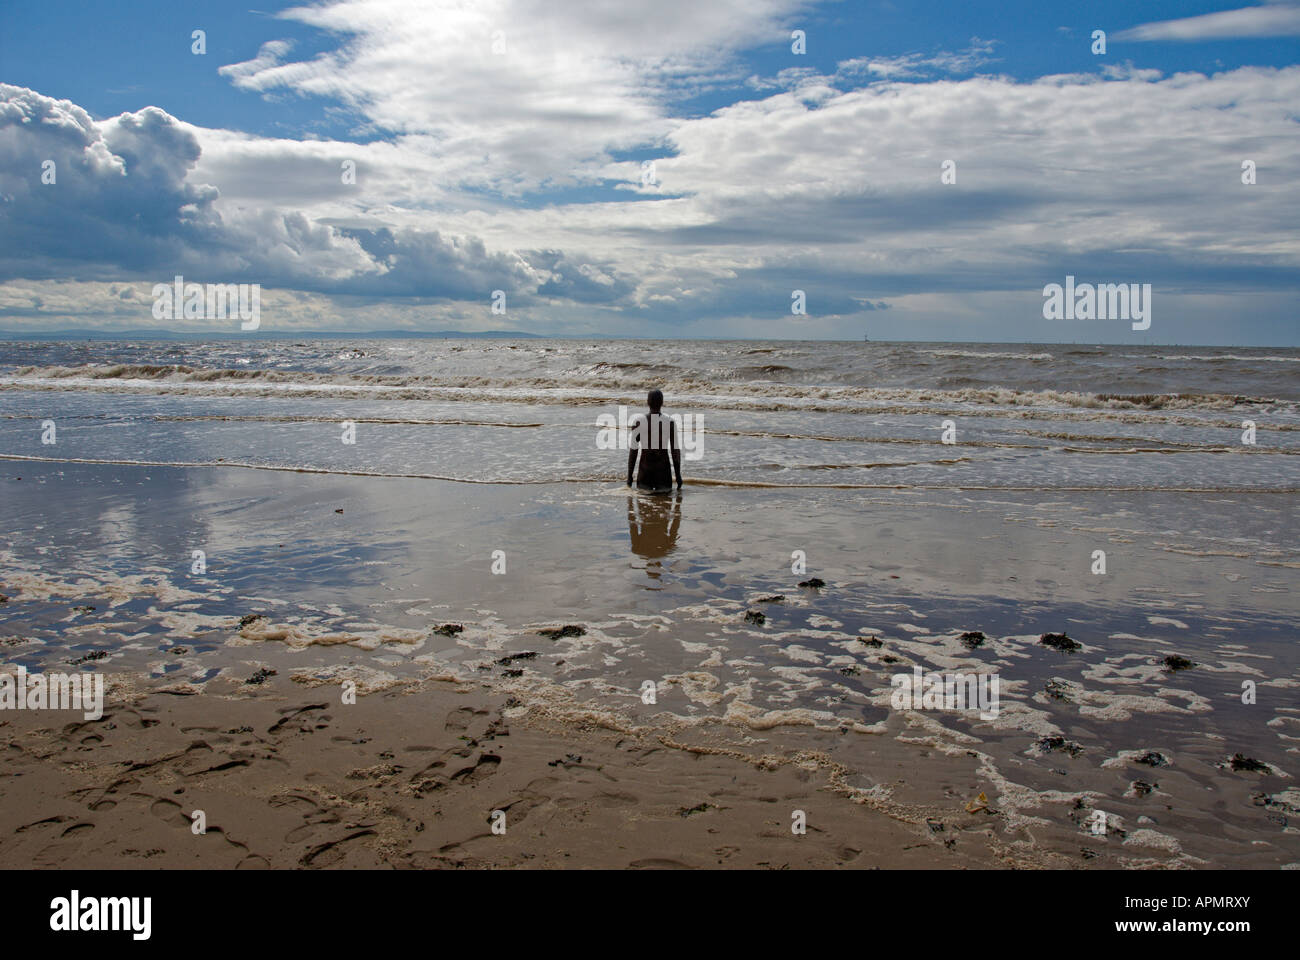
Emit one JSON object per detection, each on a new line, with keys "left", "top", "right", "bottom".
{"left": 0, "top": 338, "right": 1296, "bottom": 490}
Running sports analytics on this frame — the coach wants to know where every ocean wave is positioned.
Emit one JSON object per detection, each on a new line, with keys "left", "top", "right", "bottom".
{"left": 589, "top": 361, "right": 677, "bottom": 373}
{"left": 921, "top": 350, "right": 1054, "bottom": 361}
{"left": 740, "top": 364, "right": 795, "bottom": 375}
{"left": 2, "top": 363, "right": 1294, "bottom": 418}
{"left": 1149, "top": 354, "right": 1300, "bottom": 363}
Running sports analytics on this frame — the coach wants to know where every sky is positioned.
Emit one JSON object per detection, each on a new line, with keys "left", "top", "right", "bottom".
{"left": 0, "top": 0, "right": 1297, "bottom": 344}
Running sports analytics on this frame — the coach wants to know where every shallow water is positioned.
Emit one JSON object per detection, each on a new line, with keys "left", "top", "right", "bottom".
{"left": 1, "top": 339, "right": 1297, "bottom": 492}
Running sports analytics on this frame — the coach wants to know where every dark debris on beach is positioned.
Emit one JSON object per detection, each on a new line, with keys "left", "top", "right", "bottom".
{"left": 677, "top": 801, "right": 719, "bottom": 817}
{"left": 538, "top": 625, "right": 585, "bottom": 640}
{"left": 432, "top": 623, "right": 464, "bottom": 637}
{"left": 1038, "top": 736, "right": 1083, "bottom": 757}
{"left": 1133, "top": 751, "right": 1169, "bottom": 768}
{"left": 1039, "top": 632, "right": 1081, "bottom": 652}
{"left": 743, "top": 610, "right": 766, "bottom": 625}
{"left": 959, "top": 631, "right": 986, "bottom": 649}
{"left": 1044, "top": 678, "right": 1074, "bottom": 701}
{"left": 1229, "top": 753, "right": 1272, "bottom": 774}
{"left": 1253, "top": 791, "right": 1299, "bottom": 814}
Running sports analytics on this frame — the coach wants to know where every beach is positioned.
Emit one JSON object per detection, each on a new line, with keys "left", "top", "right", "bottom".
{"left": 1, "top": 339, "right": 1298, "bottom": 869}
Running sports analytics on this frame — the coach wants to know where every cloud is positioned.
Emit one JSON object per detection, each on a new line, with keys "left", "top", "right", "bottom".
{"left": 0, "top": 86, "right": 220, "bottom": 277}
{"left": 628, "top": 65, "right": 1300, "bottom": 316}
{"left": 216, "top": 40, "right": 296, "bottom": 88}
{"left": 837, "top": 38, "right": 999, "bottom": 80}
{"left": 0, "top": 84, "right": 625, "bottom": 307}
{"left": 2, "top": 0, "right": 1299, "bottom": 342}
{"left": 218, "top": 0, "right": 814, "bottom": 194}
{"left": 1117, "top": 2, "right": 1300, "bottom": 42}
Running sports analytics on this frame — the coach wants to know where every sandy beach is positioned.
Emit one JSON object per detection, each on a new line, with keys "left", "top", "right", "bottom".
{"left": 3, "top": 448, "right": 1296, "bottom": 869}
{"left": 0, "top": 671, "right": 1011, "bottom": 870}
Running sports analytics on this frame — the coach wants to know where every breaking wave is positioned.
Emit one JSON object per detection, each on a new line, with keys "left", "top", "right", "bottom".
{"left": 2, "top": 363, "right": 1293, "bottom": 418}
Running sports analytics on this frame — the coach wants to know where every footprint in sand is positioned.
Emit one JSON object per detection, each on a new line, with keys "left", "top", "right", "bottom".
{"left": 449, "top": 753, "right": 500, "bottom": 785}
{"left": 444, "top": 707, "right": 488, "bottom": 733}
{"left": 285, "top": 822, "right": 331, "bottom": 843}
{"left": 298, "top": 829, "right": 377, "bottom": 868}
{"left": 148, "top": 797, "right": 190, "bottom": 828}
{"left": 268, "top": 703, "right": 330, "bottom": 734}
{"left": 27, "top": 820, "right": 96, "bottom": 867}
{"left": 592, "top": 791, "right": 638, "bottom": 808}
{"left": 269, "top": 792, "right": 330, "bottom": 814}
{"left": 629, "top": 858, "right": 691, "bottom": 869}
{"left": 91, "top": 776, "right": 140, "bottom": 812}
{"left": 488, "top": 792, "right": 547, "bottom": 825}
{"left": 16, "top": 814, "right": 75, "bottom": 834}
{"left": 271, "top": 792, "right": 341, "bottom": 846}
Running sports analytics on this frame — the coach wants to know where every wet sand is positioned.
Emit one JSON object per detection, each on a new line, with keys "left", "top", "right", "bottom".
{"left": 0, "top": 673, "right": 1014, "bottom": 869}
{"left": 1, "top": 461, "right": 1297, "bottom": 869}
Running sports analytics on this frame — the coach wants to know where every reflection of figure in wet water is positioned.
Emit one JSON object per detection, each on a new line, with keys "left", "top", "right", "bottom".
{"left": 626, "top": 389, "right": 682, "bottom": 492}
{"left": 627, "top": 490, "right": 681, "bottom": 581}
